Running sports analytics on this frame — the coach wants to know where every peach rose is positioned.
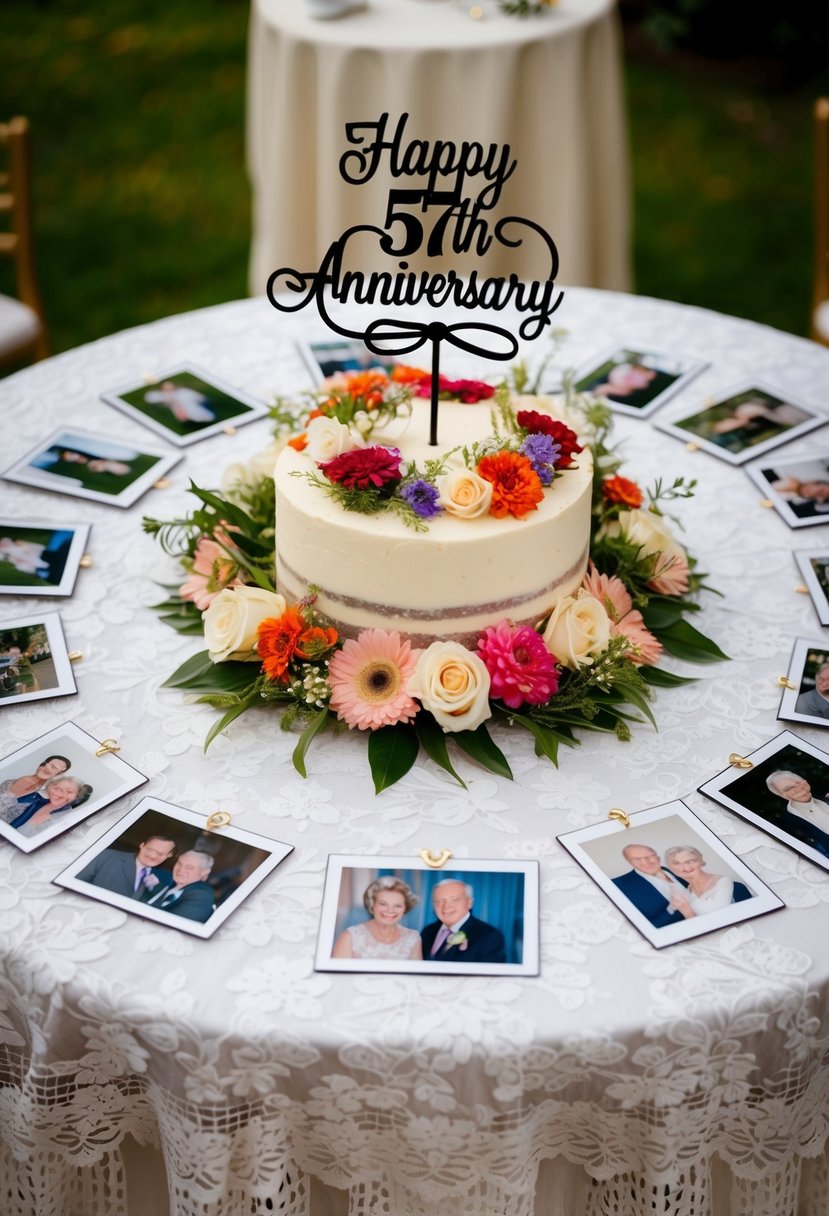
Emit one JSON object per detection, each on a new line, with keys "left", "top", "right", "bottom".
{"left": 436, "top": 467, "right": 493, "bottom": 519}
{"left": 408, "top": 641, "right": 492, "bottom": 732}
{"left": 542, "top": 592, "right": 611, "bottom": 670}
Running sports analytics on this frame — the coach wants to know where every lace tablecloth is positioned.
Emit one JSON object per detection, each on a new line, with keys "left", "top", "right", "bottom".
{"left": 1, "top": 290, "right": 829, "bottom": 1216}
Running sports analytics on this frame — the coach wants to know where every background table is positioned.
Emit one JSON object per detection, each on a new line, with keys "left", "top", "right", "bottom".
{"left": 246, "top": 0, "right": 632, "bottom": 294}
{"left": 1, "top": 289, "right": 829, "bottom": 1216}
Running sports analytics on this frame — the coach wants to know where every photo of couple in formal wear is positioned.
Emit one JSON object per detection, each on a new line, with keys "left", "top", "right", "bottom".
{"left": 0, "top": 522, "right": 90, "bottom": 597}
{"left": 55, "top": 799, "right": 293, "bottom": 939}
{"left": 102, "top": 364, "right": 267, "bottom": 446}
{"left": 559, "top": 801, "right": 782, "bottom": 948}
{"left": 700, "top": 732, "right": 829, "bottom": 874}
{"left": 0, "top": 721, "right": 146, "bottom": 853}
{"left": 573, "top": 346, "right": 705, "bottom": 418}
{"left": 747, "top": 453, "right": 829, "bottom": 528}
{"left": 658, "top": 384, "right": 820, "bottom": 465}
{"left": 318, "top": 856, "right": 540, "bottom": 975}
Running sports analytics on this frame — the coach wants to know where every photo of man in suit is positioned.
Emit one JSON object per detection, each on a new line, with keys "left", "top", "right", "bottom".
{"left": 795, "top": 662, "right": 829, "bottom": 721}
{"left": 612, "top": 843, "right": 690, "bottom": 928}
{"left": 420, "top": 878, "right": 506, "bottom": 963}
{"left": 76, "top": 833, "right": 176, "bottom": 899}
{"left": 142, "top": 850, "right": 216, "bottom": 923}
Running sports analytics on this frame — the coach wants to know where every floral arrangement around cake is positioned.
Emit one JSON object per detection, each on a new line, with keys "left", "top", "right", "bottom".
{"left": 144, "top": 365, "right": 725, "bottom": 793}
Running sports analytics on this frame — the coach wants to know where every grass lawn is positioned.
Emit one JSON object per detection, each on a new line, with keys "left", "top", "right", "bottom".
{"left": 2, "top": 0, "right": 828, "bottom": 358}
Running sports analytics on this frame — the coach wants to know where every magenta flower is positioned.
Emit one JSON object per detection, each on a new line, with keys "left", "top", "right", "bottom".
{"left": 477, "top": 621, "right": 559, "bottom": 709}
{"left": 319, "top": 445, "right": 402, "bottom": 491}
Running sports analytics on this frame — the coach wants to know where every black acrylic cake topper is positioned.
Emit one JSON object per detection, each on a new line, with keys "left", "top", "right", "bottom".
{"left": 267, "top": 113, "right": 563, "bottom": 446}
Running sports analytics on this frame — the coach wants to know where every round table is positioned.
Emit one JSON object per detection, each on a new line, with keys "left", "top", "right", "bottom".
{"left": 246, "top": 0, "right": 631, "bottom": 294}
{"left": 1, "top": 290, "right": 828, "bottom": 1216}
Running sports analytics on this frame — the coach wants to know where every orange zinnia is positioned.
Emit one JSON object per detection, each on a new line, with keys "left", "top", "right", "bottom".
{"left": 258, "top": 607, "right": 306, "bottom": 682}
{"left": 477, "top": 451, "right": 544, "bottom": 519}
{"left": 296, "top": 625, "right": 338, "bottom": 660}
{"left": 342, "top": 370, "right": 389, "bottom": 408}
{"left": 602, "top": 476, "right": 643, "bottom": 508}
{"left": 391, "top": 364, "right": 429, "bottom": 386}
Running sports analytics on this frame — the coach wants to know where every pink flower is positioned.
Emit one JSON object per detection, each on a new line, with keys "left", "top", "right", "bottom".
{"left": 179, "top": 535, "right": 239, "bottom": 610}
{"left": 648, "top": 547, "right": 690, "bottom": 597}
{"left": 328, "top": 629, "right": 422, "bottom": 730}
{"left": 319, "top": 446, "right": 402, "bottom": 491}
{"left": 476, "top": 621, "right": 559, "bottom": 709}
{"left": 581, "top": 563, "right": 662, "bottom": 666}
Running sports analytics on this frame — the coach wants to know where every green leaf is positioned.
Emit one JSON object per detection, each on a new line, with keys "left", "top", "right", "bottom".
{"left": 501, "top": 710, "right": 567, "bottom": 766}
{"left": 152, "top": 596, "right": 190, "bottom": 611}
{"left": 158, "top": 612, "right": 205, "bottom": 635}
{"left": 163, "top": 650, "right": 258, "bottom": 693}
{"left": 367, "top": 724, "right": 420, "bottom": 793}
{"left": 452, "top": 724, "right": 513, "bottom": 781}
{"left": 188, "top": 483, "right": 261, "bottom": 536}
{"left": 163, "top": 650, "right": 215, "bottom": 688}
{"left": 292, "top": 707, "right": 330, "bottom": 778}
{"left": 640, "top": 666, "right": 697, "bottom": 688}
{"left": 611, "top": 680, "right": 656, "bottom": 728}
{"left": 415, "top": 713, "right": 466, "bottom": 787}
{"left": 204, "top": 691, "right": 259, "bottom": 751}
{"left": 641, "top": 600, "right": 685, "bottom": 630}
{"left": 657, "top": 620, "right": 729, "bottom": 664}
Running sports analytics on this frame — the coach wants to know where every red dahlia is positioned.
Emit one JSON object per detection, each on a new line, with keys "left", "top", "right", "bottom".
{"left": 319, "top": 445, "right": 402, "bottom": 491}
{"left": 516, "top": 411, "right": 583, "bottom": 467}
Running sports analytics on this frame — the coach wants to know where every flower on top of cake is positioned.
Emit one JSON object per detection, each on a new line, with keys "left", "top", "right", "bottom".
{"left": 280, "top": 366, "right": 585, "bottom": 530}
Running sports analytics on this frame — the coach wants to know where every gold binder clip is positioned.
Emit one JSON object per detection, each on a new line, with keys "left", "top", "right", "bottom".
{"left": 607, "top": 808, "right": 631, "bottom": 829}
{"left": 729, "top": 753, "right": 753, "bottom": 769}
{"left": 420, "top": 848, "right": 452, "bottom": 869}
{"left": 79, "top": 554, "right": 92, "bottom": 569}
{"left": 468, "top": 4, "right": 483, "bottom": 16}
{"left": 222, "top": 425, "right": 237, "bottom": 436}
{"left": 68, "top": 651, "right": 83, "bottom": 663}
{"left": 95, "top": 738, "right": 121, "bottom": 756}
{"left": 141, "top": 371, "right": 157, "bottom": 385}
{"left": 686, "top": 442, "right": 700, "bottom": 452}
{"left": 759, "top": 498, "right": 774, "bottom": 509}
{"left": 206, "top": 810, "right": 232, "bottom": 831}
{"left": 153, "top": 477, "right": 171, "bottom": 490}
{"left": 776, "top": 675, "right": 797, "bottom": 690}
{"left": 794, "top": 584, "right": 809, "bottom": 594}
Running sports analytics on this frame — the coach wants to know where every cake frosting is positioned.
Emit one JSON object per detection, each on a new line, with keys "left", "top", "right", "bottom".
{"left": 274, "top": 395, "right": 593, "bottom": 645}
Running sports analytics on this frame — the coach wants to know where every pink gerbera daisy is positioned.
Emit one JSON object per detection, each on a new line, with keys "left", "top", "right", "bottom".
{"left": 477, "top": 621, "right": 558, "bottom": 709}
{"left": 328, "top": 629, "right": 422, "bottom": 730}
{"left": 648, "top": 547, "right": 690, "bottom": 597}
{"left": 581, "top": 563, "right": 662, "bottom": 666}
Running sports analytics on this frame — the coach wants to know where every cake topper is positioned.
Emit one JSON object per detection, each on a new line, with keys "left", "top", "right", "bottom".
{"left": 267, "top": 113, "right": 563, "bottom": 445}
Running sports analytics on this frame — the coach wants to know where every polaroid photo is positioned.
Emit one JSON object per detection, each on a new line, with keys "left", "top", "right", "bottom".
{"left": 0, "top": 520, "right": 90, "bottom": 597}
{"left": 0, "top": 611, "right": 76, "bottom": 707}
{"left": 315, "top": 855, "right": 539, "bottom": 975}
{"left": 557, "top": 800, "right": 782, "bottom": 948}
{"left": 745, "top": 453, "right": 829, "bottom": 528}
{"left": 54, "top": 797, "right": 294, "bottom": 939}
{"left": 298, "top": 338, "right": 397, "bottom": 385}
{"left": 699, "top": 730, "right": 829, "bottom": 872}
{"left": 795, "top": 549, "right": 829, "bottom": 627}
{"left": 3, "top": 428, "right": 181, "bottom": 509}
{"left": 101, "top": 365, "right": 268, "bottom": 447}
{"left": 656, "top": 383, "right": 823, "bottom": 466}
{"left": 573, "top": 347, "right": 707, "bottom": 418}
{"left": 0, "top": 721, "right": 146, "bottom": 853}
{"left": 778, "top": 639, "right": 829, "bottom": 730}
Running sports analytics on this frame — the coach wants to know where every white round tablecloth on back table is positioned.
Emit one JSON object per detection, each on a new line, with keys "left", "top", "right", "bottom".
{"left": 1, "top": 289, "right": 828, "bottom": 1216}
{"left": 246, "top": 0, "right": 631, "bottom": 294}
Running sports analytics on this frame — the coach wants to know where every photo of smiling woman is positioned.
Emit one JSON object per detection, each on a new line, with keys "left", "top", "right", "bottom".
{"left": 332, "top": 875, "right": 423, "bottom": 961}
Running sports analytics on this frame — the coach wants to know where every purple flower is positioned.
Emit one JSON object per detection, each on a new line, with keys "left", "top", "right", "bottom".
{"left": 520, "top": 433, "right": 560, "bottom": 486}
{"left": 400, "top": 478, "right": 442, "bottom": 519}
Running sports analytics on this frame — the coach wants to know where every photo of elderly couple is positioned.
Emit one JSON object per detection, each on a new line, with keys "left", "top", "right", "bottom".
{"left": 55, "top": 799, "right": 293, "bottom": 939}
{"left": 559, "top": 801, "right": 782, "bottom": 948}
{"left": 318, "top": 858, "right": 539, "bottom": 975}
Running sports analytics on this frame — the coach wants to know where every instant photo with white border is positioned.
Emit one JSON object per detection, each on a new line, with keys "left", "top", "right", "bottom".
{"left": 572, "top": 346, "right": 708, "bottom": 418}
{"left": 101, "top": 364, "right": 268, "bottom": 447}
{"left": 778, "top": 639, "right": 829, "bottom": 730}
{"left": 794, "top": 549, "right": 829, "bottom": 627}
{"left": 316, "top": 854, "right": 540, "bottom": 976}
{"left": 0, "top": 610, "right": 76, "bottom": 707}
{"left": 297, "top": 338, "right": 396, "bottom": 385}
{"left": 0, "top": 721, "right": 146, "bottom": 853}
{"left": 2, "top": 427, "right": 181, "bottom": 508}
{"left": 699, "top": 730, "right": 829, "bottom": 873}
{"left": 55, "top": 797, "right": 294, "bottom": 939}
{"left": 557, "top": 800, "right": 782, "bottom": 949}
{"left": 0, "top": 520, "right": 90, "bottom": 598}
{"left": 745, "top": 453, "right": 829, "bottom": 529}
{"left": 656, "top": 382, "right": 823, "bottom": 466}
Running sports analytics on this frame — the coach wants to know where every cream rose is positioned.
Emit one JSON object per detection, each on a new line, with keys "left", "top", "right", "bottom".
{"left": 408, "top": 641, "right": 492, "bottom": 732}
{"left": 305, "top": 415, "right": 365, "bottom": 463}
{"left": 436, "top": 467, "right": 493, "bottom": 519}
{"left": 542, "top": 592, "right": 611, "bottom": 670}
{"left": 203, "top": 586, "right": 287, "bottom": 662}
{"left": 221, "top": 442, "right": 286, "bottom": 500}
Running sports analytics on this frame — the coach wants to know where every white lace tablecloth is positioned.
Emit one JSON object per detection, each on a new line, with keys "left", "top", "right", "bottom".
{"left": 1, "top": 290, "right": 829, "bottom": 1216}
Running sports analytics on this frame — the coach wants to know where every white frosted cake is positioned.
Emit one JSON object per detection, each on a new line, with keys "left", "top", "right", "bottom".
{"left": 274, "top": 395, "right": 593, "bottom": 645}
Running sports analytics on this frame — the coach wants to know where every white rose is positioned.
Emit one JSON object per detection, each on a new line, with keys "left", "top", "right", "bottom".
{"left": 408, "top": 641, "right": 492, "bottom": 732}
{"left": 203, "top": 585, "right": 287, "bottom": 662}
{"left": 221, "top": 442, "right": 286, "bottom": 500}
{"left": 542, "top": 592, "right": 611, "bottom": 670}
{"left": 305, "top": 415, "right": 365, "bottom": 463}
{"left": 602, "top": 508, "right": 677, "bottom": 560}
{"left": 436, "top": 467, "right": 493, "bottom": 519}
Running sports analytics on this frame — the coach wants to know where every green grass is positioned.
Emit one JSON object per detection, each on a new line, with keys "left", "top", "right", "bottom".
{"left": 2, "top": 0, "right": 828, "bottom": 360}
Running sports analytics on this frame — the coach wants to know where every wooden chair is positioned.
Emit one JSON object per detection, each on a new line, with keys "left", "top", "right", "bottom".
{"left": 812, "top": 97, "right": 829, "bottom": 347}
{"left": 0, "top": 116, "right": 49, "bottom": 369}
